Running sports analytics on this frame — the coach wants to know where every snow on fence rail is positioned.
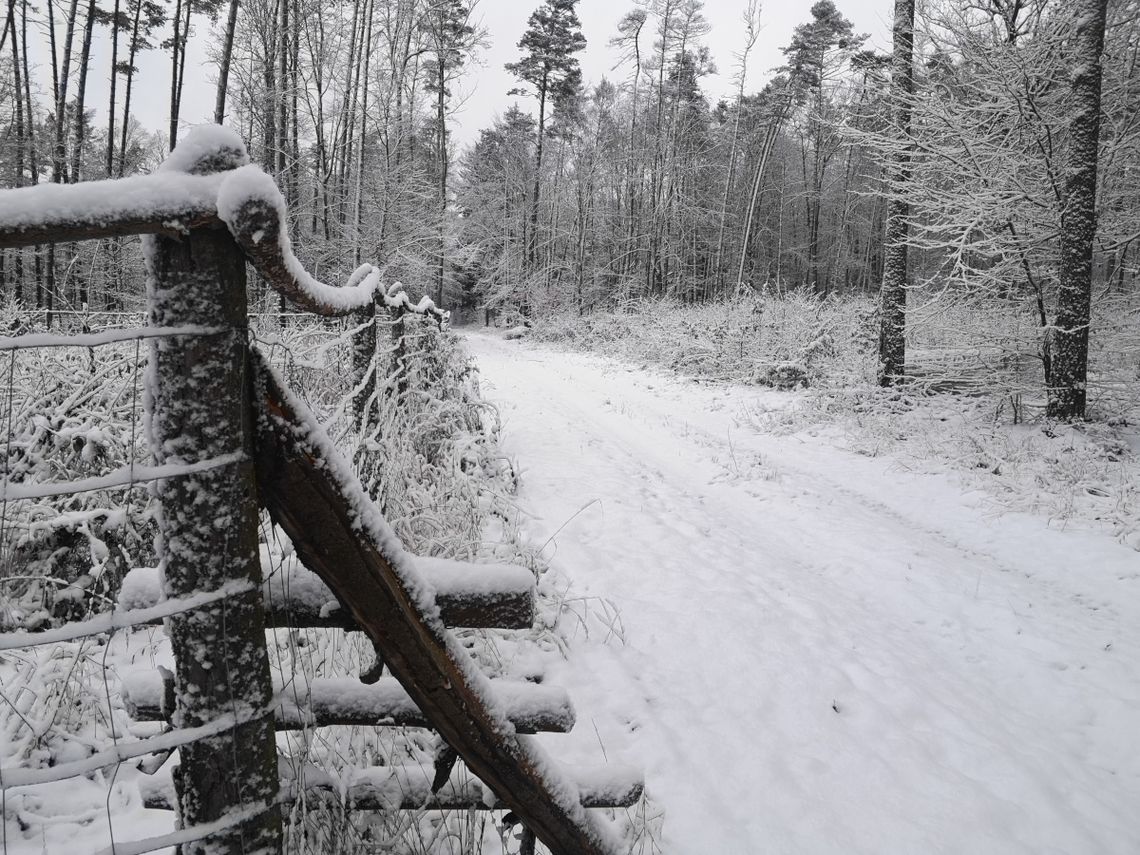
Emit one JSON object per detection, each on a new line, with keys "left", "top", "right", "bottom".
{"left": 0, "top": 125, "right": 638, "bottom": 855}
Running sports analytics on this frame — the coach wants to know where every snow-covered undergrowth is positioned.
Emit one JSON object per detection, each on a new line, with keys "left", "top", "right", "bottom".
{"left": 1, "top": 305, "right": 636, "bottom": 853}
{"left": 536, "top": 291, "right": 878, "bottom": 388}
{"left": 256, "top": 311, "right": 526, "bottom": 853}
{"left": 531, "top": 292, "right": 1140, "bottom": 547}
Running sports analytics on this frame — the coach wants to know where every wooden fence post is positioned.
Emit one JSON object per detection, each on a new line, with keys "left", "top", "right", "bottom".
{"left": 390, "top": 306, "right": 409, "bottom": 398}
{"left": 144, "top": 144, "right": 281, "bottom": 852}
{"left": 352, "top": 297, "right": 377, "bottom": 424}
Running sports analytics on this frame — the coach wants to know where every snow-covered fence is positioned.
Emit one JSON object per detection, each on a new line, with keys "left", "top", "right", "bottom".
{"left": 0, "top": 126, "right": 639, "bottom": 855}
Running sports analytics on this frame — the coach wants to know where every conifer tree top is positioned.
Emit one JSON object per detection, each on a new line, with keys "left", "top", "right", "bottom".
{"left": 505, "top": 0, "right": 587, "bottom": 106}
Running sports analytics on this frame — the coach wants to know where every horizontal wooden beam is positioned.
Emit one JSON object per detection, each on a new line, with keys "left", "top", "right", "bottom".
{"left": 122, "top": 671, "right": 575, "bottom": 735}
{"left": 118, "top": 555, "right": 535, "bottom": 631}
{"left": 139, "top": 763, "right": 644, "bottom": 812}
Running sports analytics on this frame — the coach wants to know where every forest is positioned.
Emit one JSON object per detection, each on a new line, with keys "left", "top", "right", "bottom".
{"left": 0, "top": 0, "right": 1136, "bottom": 419}
{"left": 0, "top": 0, "right": 1138, "bottom": 853}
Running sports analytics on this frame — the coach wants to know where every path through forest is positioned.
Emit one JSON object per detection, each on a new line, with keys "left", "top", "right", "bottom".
{"left": 465, "top": 331, "right": 1140, "bottom": 855}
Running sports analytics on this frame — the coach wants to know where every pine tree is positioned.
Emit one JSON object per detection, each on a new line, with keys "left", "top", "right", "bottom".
{"left": 782, "top": 0, "right": 864, "bottom": 294}
{"left": 505, "top": 0, "right": 586, "bottom": 274}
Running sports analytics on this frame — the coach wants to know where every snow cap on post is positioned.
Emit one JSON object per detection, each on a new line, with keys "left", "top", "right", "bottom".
{"left": 159, "top": 124, "right": 249, "bottom": 176}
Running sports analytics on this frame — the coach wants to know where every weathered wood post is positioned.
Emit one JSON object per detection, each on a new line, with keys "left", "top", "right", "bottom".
{"left": 390, "top": 301, "right": 409, "bottom": 399}
{"left": 352, "top": 296, "right": 377, "bottom": 425}
{"left": 144, "top": 129, "right": 281, "bottom": 853}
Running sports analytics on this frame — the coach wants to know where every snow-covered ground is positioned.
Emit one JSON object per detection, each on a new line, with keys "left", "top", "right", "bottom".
{"left": 465, "top": 330, "right": 1140, "bottom": 855}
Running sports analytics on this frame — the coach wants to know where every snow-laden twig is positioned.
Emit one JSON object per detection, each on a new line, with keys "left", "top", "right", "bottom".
{"left": 0, "top": 703, "right": 265, "bottom": 789}
{"left": 0, "top": 451, "right": 245, "bottom": 501}
{"left": 0, "top": 325, "right": 226, "bottom": 352}
{"left": 0, "top": 577, "right": 255, "bottom": 650}
{"left": 90, "top": 802, "right": 276, "bottom": 855}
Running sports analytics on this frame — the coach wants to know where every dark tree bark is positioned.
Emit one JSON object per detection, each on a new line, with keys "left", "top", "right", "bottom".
{"left": 146, "top": 223, "right": 281, "bottom": 854}
{"left": 106, "top": 0, "right": 121, "bottom": 177}
{"left": 878, "top": 0, "right": 914, "bottom": 387}
{"left": 214, "top": 0, "right": 240, "bottom": 123}
{"left": 6, "top": 0, "right": 25, "bottom": 303}
{"left": 168, "top": 0, "right": 194, "bottom": 149}
{"left": 7, "top": 3, "right": 25, "bottom": 195}
{"left": 70, "top": 0, "right": 97, "bottom": 185}
{"left": 352, "top": 300, "right": 377, "bottom": 425}
{"left": 52, "top": 0, "right": 80, "bottom": 184}
{"left": 278, "top": 0, "right": 289, "bottom": 180}
{"left": 1047, "top": 0, "right": 1108, "bottom": 419}
{"left": 527, "top": 74, "right": 547, "bottom": 271}
{"left": 117, "top": 0, "right": 142, "bottom": 176}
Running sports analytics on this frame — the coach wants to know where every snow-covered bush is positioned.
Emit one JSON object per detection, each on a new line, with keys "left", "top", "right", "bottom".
{"left": 534, "top": 292, "right": 876, "bottom": 386}
{"left": 0, "top": 305, "right": 549, "bottom": 854}
{"left": 0, "top": 322, "right": 157, "bottom": 632}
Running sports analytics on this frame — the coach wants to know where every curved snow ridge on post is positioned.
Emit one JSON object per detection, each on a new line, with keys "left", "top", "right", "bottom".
{"left": 159, "top": 124, "right": 250, "bottom": 176}
{"left": 216, "top": 165, "right": 381, "bottom": 316}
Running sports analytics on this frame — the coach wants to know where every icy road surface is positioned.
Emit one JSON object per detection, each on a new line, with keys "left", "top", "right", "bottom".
{"left": 464, "top": 331, "right": 1140, "bottom": 855}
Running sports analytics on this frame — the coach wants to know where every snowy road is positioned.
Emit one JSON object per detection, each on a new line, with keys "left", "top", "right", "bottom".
{"left": 464, "top": 331, "right": 1140, "bottom": 855}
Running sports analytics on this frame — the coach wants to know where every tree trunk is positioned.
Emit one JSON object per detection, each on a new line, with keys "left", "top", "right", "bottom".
{"left": 214, "top": 0, "right": 240, "bottom": 124}
{"left": 20, "top": 0, "right": 35, "bottom": 188}
{"left": 118, "top": 0, "right": 144, "bottom": 176}
{"left": 436, "top": 54, "right": 447, "bottom": 308}
{"left": 1047, "top": 0, "right": 1107, "bottom": 419}
{"left": 713, "top": 3, "right": 758, "bottom": 297}
{"left": 70, "top": 0, "right": 97, "bottom": 185}
{"left": 878, "top": 0, "right": 914, "bottom": 386}
{"left": 106, "top": 0, "right": 121, "bottom": 177}
{"left": 53, "top": 0, "right": 80, "bottom": 184}
{"left": 168, "top": 0, "right": 183, "bottom": 149}
{"left": 737, "top": 119, "right": 782, "bottom": 291}
{"left": 278, "top": 0, "right": 289, "bottom": 180}
{"left": 7, "top": 0, "right": 24, "bottom": 304}
{"left": 528, "top": 71, "right": 548, "bottom": 272}
{"left": 352, "top": 0, "right": 374, "bottom": 259}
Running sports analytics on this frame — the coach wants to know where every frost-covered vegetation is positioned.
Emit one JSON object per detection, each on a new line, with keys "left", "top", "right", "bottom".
{"left": 0, "top": 305, "right": 643, "bottom": 853}
{"left": 530, "top": 292, "right": 1140, "bottom": 548}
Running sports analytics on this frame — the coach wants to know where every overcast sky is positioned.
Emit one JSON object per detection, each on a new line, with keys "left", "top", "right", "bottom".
{"left": 77, "top": 0, "right": 890, "bottom": 153}
{"left": 453, "top": 0, "right": 890, "bottom": 144}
